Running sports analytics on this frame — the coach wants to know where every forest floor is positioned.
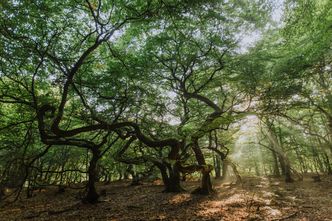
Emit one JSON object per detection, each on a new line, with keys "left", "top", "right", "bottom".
{"left": 0, "top": 175, "right": 331, "bottom": 221}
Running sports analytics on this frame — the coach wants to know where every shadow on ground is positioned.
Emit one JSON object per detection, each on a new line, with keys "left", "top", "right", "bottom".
{"left": 0, "top": 175, "right": 331, "bottom": 221}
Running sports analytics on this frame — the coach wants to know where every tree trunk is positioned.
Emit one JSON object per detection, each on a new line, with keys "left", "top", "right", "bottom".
{"left": 254, "top": 161, "right": 260, "bottom": 176}
{"left": 327, "top": 115, "right": 332, "bottom": 156}
{"left": 221, "top": 160, "right": 228, "bottom": 181}
{"left": 283, "top": 160, "right": 293, "bottom": 183}
{"left": 278, "top": 156, "right": 286, "bottom": 175}
{"left": 26, "top": 179, "right": 33, "bottom": 198}
{"left": 322, "top": 152, "right": 332, "bottom": 175}
{"left": 0, "top": 186, "right": 4, "bottom": 201}
{"left": 272, "top": 150, "right": 281, "bottom": 177}
{"left": 84, "top": 148, "right": 100, "bottom": 204}
{"left": 165, "top": 172, "right": 183, "bottom": 192}
{"left": 214, "top": 155, "right": 221, "bottom": 179}
{"left": 265, "top": 122, "right": 294, "bottom": 182}
{"left": 191, "top": 138, "right": 213, "bottom": 194}
{"left": 156, "top": 161, "right": 184, "bottom": 192}
{"left": 276, "top": 154, "right": 293, "bottom": 182}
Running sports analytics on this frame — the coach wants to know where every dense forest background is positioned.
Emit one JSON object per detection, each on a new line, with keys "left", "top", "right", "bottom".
{"left": 0, "top": 0, "right": 331, "bottom": 220}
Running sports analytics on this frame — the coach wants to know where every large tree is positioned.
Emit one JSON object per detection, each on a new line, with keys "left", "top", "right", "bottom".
{"left": 0, "top": 0, "right": 275, "bottom": 203}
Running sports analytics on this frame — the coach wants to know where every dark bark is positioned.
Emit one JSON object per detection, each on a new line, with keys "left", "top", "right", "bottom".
{"left": 84, "top": 148, "right": 100, "bottom": 204}
{"left": 322, "top": 152, "right": 332, "bottom": 175}
{"left": 156, "top": 163, "right": 169, "bottom": 187}
{"left": 164, "top": 164, "right": 184, "bottom": 192}
{"left": 155, "top": 161, "right": 184, "bottom": 192}
{"left": 191, "top": 138, "right": 213, "bottom": 194}
{"left": 214, "top": 155, "right": 221, "bottom": 179}
{"left": 283, "top": 160, "right": 294, "bottom": 183}
{"left": 279, "top": 156, "right": 286, "bottom": 176}
{"left": 277, "top": 156, "right": 293, "bottom": 182}
{"left": 192, "top": 171, "right": 213, "bottom": 195}
{"left": 0, "top": 186, "right": 4, "bottom": 201}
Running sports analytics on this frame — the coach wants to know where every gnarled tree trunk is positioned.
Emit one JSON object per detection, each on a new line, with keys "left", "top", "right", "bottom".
{"left": 155, "top": 161, "right": 184, "bottom": 192}
{"left": 191, "top": 138, "right": 213, "bottom": 195}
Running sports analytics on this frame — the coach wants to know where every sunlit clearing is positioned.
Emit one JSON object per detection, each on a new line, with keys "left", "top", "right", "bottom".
{"left": 231, "top": 115, "right": 264, "bottom": 176}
